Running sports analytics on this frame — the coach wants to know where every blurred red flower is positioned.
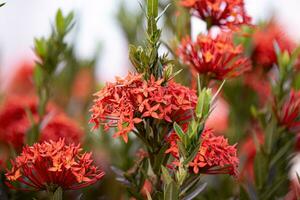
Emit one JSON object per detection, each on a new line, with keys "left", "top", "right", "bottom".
{"left": 6, "top": 61, "right": 35, "bottom": 96}
{"left": 178, "top": 33, "right": 251, "bottom": 80}
{"left": 72, "top": 68, "right": 95, "bottom": 102}
{"left": 180, "top": 0, "right": 251, "bottom": 29}
{"left": 244, "top": 68, "right": 272, "bottom": 105}
{"left": 166, "top": 129, "right": 239, "bottom": 176}
{"left": 90, "top": 73, "right": 197, "bottom": 143}
{"left": 252, "top": 21, "right": 295, "bottom": 69}
{"left": 5, "top": 138, "right": 104, "bottom": 191}
{"left": 205, "top": 96, "right": 229, "bottom": 134}
{"left": 277, "top": 90, "right": 300, "bottom": 133}
{"left": 285, "top": 180, "right": 300, "bottom": 200}
{"left": 0, "top": 96, "right": 83, "bottom": 149}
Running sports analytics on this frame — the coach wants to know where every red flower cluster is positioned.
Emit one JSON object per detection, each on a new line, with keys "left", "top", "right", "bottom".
{"left": 6, "top": 61, "right": 35, "bottom": 96}
{"left": 90, "top": 73, "right": 197, "bottom": 143}
{"left": 6, "top": 139, "right": 104, "bottom": 191}
{"left": 277, "top": 90, "right": 300, "bottom": 133}
{"left": 166, "top": 129, "right": 239, "bottom": 176}
{"left": 244, "top": 68, "right": 272, "bottom": 105}
{"left": 178, "top": 33, "right": 251, "bottom": 80}
{"left": 252, "top": 22, "right": 295, "bottom": 69}
{"left": 180, "top": 0, "right": 251, "bottom": 29}
{"left": 0, "top": 96, "right": 83, "bottom": 149}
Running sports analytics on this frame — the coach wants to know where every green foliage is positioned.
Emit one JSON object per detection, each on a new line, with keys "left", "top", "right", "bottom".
{"left": 129, "top": 0, "right": 171, "bottom": 80}
{"left": 26, "top": 9, "right": 75, "bottom": 146}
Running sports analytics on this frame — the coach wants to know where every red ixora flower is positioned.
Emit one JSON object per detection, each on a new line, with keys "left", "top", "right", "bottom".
{"left": 180, "top": 0, "right": 251, "bottom": 29}
{"left": 252, "top": 21, "right": 295, "bottom": 69}
{"left": 166, "top": 129, "right": 239, "bottom": 176}
{"left": 178, "top": 33, "right": 251, "bottom": 80}
{"left": 6, "top": 60, "right": 35, "bottom": 96}
{"left": 277, "top": 90, "right": 300, "bottom": 133}
{"left": 5, "top": 138, "right": 104, "bottom": 191}
{"left": 90, "top": 73, "right": 197, "bottom": 143}
{"left": 0, "top": 96, "right": 83, "bottom": 149}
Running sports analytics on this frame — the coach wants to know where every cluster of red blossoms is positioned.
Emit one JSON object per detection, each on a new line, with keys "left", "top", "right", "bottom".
{"left": 180, "top": 0, "right": 251, "bottom": 29}
{"left": 166, "top": 129, "right": 239, "bottom": 176}
{"left": 178, "top": 33, "right": 251, "bottom": 80}
{"left": 277, "top": 90, "right": 300, "bottom": 133}
{"left": 90, "top": 73, "right": 197, "bottom": 143}
{"left": 6, "top": 138, "right": 104, "bottom": 191}
{"left": 252, "top": 21, "right": 295, "bottom": 69}
{"left": 0, "top": 96, "right": 83, "bottom": 149}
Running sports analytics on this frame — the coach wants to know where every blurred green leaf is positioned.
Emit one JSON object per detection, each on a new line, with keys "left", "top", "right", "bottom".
{"left": 174, "top": 122, "right": 185, "bottom": 141}
{"left": 56, "top": 9, "right": 65, "bottom": 35}
{"left": 164, "top": 181, "right": 179, "bottom": 200}
{"left": 52, "top": 187, "right": 63, "bottom": 200}
{"left": 269, "top": 140, "right": 293, "bottom": 167}
{"left": 182, "top": 182, "right": 207, "bottom": 200}
{"left": 162, "top": 166, "right": 173, "bottom": 185}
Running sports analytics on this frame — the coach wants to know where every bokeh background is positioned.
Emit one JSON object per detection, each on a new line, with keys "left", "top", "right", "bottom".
{"left": 0, "top": 0, "right": 300, "bottom": 89}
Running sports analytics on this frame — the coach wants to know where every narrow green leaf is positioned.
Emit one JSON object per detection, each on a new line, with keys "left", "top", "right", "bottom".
{"left": 183, "top": 143, "right": 201, "bottom": 165}
{"left": 254, "top": 152, "right": 267, "bottom": 189}
{"left": 52, "top": 187, "right": 63, "bottom": 200}
{"left": 182, "top": 182, "right": 207, "bottom": 200}
{"left": 156, "top": 3, "right": 171, "bottom": 21}
{"left": 174, "top": 122, "right": 185, "bottom": 141}
{"left": 0, "top": 2, "right": 5, "bottom": 7}
{"left": 162, "top": 166, "right": 173, "bottom": 185}
{"left": 269, "top": 139, "right": 293, "bottom": 167}
{"left": 178, "top": 142, "right": 187, "bottom": 158}
{"left": 55, "top": 9, "right": 65, "bottom": 35}
{"left": 34, "top": 38, "right": 46, "bottom": 57}
{"left": 211, "top": 80, "right": 225, "bottom": 103}
{"left": 147, "top": 0, "right": 158, "bottom": 18}
{"left": 164, "top": 181, "right": 179, "bottom": 200}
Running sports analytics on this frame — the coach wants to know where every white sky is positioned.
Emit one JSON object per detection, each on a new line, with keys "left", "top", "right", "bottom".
{"left": 0, "top": 0, "right": 300, "bottom": 84}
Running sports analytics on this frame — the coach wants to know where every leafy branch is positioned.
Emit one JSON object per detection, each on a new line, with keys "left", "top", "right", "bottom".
{"left": 26, "top": 9, "right": 75, "bottom": 145}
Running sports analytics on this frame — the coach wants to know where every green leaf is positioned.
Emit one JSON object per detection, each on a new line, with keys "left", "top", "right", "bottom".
{"left": 156, "top": 3, "right": 171, "bottom": 21}
{"left": 56, "top": 9, "right": 65, "bottom": 35}
{"left": 162, "top": 166, "right": 173, "bottom": 185}
{"left": 178, "top": 142, "right": 187, "bottom": 158}
{"left": 195, "top": 88, "right": 212, "bottom": 119}
{"left": 0, "top": 2, "right": 5, "bottom": 7}
{"left": 52, "top": 187, "right": 63, "bottom": 200}
{"left": 254, "top": 152, "right": 267, "bottom": 189}
{"left": 147, "top": 0, "right": 158, "bottom": 18}
{"left": 261, "top": 178, "right": 285, "bottom": 200}
{"left": 211, "top": 80, "right": 225, "bottom": 103}
{"left": 269, "top": 139, "right": 293, "bottom": 167}
{"left": 183, "top": 143, "right": 201, "bottom": 165}
{"left": 34, "top": 38, "right": 47, "bottom": 57}
{"left": 182, "top": 182, "right": 207, "bottom": 200}
{"left": 174, "top": 122, "right": 185, "bottom": 141}
{"left": 164, "top": 181, "right": 179, "bottom": 200}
